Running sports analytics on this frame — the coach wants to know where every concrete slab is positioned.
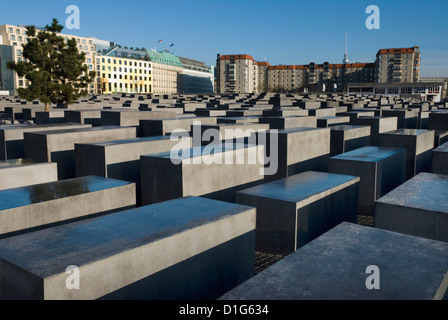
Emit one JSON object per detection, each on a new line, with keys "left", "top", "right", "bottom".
{"left": 101, "top": 110, "right": 177, "bottom": 127}
{"left": 219, "top": 222, "right": 448, "bottom": 300}
{"left": 317, "top": 116, "right": 351, "bottom": 128}
{"left": 351, "top": 116, "right": 398, "bottom": 146}
{"left": 236, "top": 171, "right": 359, "bottom": 255}
{"left": 139, "top": 117, "right": 217, "bottom": 137}
{"left": 382, "top": 109, "right": 420, "bottom": 129}
{"left": 0, "top": 159, "right": 58, "bottom": 191}
{"left": 24, "top": 126, "right": 137, "bottom": 180}
{"left": 75, "top": 136, "right": 192, "bottom": 205}
{"left": 378, "top": 129, "right": 435, "bottom": 180}
{"left": 262, "top": 127, "right": 330, "bottom": 182}
{"left": 431, "top": 142, "right": 448, "bottom": 175}
{"left": 0, "top": 176, "right": 136, "bottom": 239}
{"left": 0, "top": 123, "right": 92, "bottom": 160}
{"left": 64, "top": 110, "right": 103, "bottom": 127}
{"left": 141, "top": 143, "right": 265, "bottom": 205}
{"left": 429, "top": 111, "right": 448, "bottom": 131}
{"left": 329, "top": 146, "right": 406, "bottom": 216}
{"left": 329, "top": 125, "right": 371, "bottom": 157}
{"left": 0, "top": 196, "right": 255, "bottom": 300}
{"left": 375, "top": 172, "right": 448, "bottom": 243}
{"left": 259, "top": 116, "right": 317, "bottom": 130}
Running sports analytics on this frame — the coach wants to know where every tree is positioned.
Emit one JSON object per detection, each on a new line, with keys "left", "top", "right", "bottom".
{"left": 7, "top": 19, "right": 95, "bottom": 111}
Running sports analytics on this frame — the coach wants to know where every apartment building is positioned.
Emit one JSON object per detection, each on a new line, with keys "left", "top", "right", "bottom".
{"left": 375, "top": 46, "right": 421, "bottom": 83}
{"left": 217, "top": 46, "right": 419, "bottom": 93}
{"left": 0, "top": 24, "right": 98, "bottom": 95}
{"left": 147, "top": 50, "right": 183, "bottom": 95}
{"left": 98, "top": 55, "right": 152, "bottom": 95}
{"left": 216, "top": 54, "right": 259, "bottom": 94}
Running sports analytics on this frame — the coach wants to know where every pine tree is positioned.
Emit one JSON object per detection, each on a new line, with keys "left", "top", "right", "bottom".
{"left": 7, "top": 19, "right": 95, "bottom": 111}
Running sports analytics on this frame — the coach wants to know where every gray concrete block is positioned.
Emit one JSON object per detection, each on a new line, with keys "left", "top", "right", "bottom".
{"left": 75, "top": 136, "right": 192, "bottom": 205}
{"left": 141, "top": 143, "right": 265, "bottom": 205}
{"left": 351, "top": 116, "right": 398, "bottom": 146}
{"left": 378, "top": 129, "right": 435, "bottom": 180}
{"left": 0, "top": 159, "right": 58, "bottom": 191}
{"left": 317, "top": 116, "right": 351, "bottom": 128}
{"left": 24, "top": 126, "right": 137, "bottom": 180}
{"left": 139, "top": 117, "right": 217, "bottom": 137}
{"left": 236, "top": 171, "right": 359, "bottom": 255}
{"left": 382, "top": 109, "right": 420, "bottom": 129}
{"left": 0, "top": 196, "right": 255, "bottom": 300}
{"left": 0, "top": 123, "right": 92, "bottom": 160}
{"left": 217, "top": 117, "right": 260, "bottom": 124}
{"left": 429, "top": 111, "right": 448, "bottom": 131}
{"left": 101, "top": 110, "right": 177, "bottom": 127}
{"left": 431, "top": 142, "right": 448, "bottom": 175}
{"left": 194, "top": 123, "right": 270, "bottom": 146}
{"left": 35, "top": 111, "right": 66, "bottom": 124}
{"left": 375, "top": 172, "right": 448, "bottom": 243}
{"left": 435, "top": 130, "right": 448, "bottom": 147}
{"left": 259, "top": 116, "right": 317, "bottom": 130}
{"left": 64, "top": 110, "right": 103, "bottom": 127}
{"left": 329, "top": 125, "right": 371, "bottom": 157}
{"left": 0, "top": 176, "right": 136, "bottom": 239}
{"left": 263, "top": 127, "right": 330, "bottom": 182}
{"left": 329, "top": 146, "right": 406, "bottom": 216}
{"left": 219, "top": 222, "right": 448, "bottom": 300}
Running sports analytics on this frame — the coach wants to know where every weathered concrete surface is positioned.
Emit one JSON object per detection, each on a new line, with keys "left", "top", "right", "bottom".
{"left": 141, "top": 143, "right": 265, "bottom": 205}
{"left": 431, "top": 142, "right": 448, "bottom": 175}
{"left": 329, "top": 146, "right": 406, "bottom": 216}
{"left": 0, "top": 196, "right": 256, "bottom": 300}
{"left": 64, "top": 110, "right": 103, "bottom": 127}
{"left": 219, "top": 222, "right": 448, "bottom": 300}
{"left": 375, "top": 172, "right": 448, "bottom": 243}
{"left": 329, "top": 125, "right": 371, "bottom": 157}
{"left": 378, "top": 129, "right": 435, "bottom": 180}
{"left": 24, "top": 126, "right": 137, "bottom": 180}
{"left": 259, "top": 116, "right": 317, "bottom": 130}
{"left": 351, "top": 117, "right": 398, "bottom": 146}
{"left": 0, "top": 159, "right": 58, "bottom": 191}
{"left": 75, "top": 136, "right": 192, "bottom": 205}
{"left": 0, "top": 123, "right": 92, "bottom": 160}
{"left": 0, "top": 176, "right": 136, "bottom": 238}
{"left": 236, "top": 171, "right": 359, "bottom": 255}
{"left": 101, "top": 110, "right": 177, "bottom": 127}
{"left": 139, "top": 117, "right": 217, "bottom": 137}
{"left": 317, "top": 116, "right": 351, "bottom": 128}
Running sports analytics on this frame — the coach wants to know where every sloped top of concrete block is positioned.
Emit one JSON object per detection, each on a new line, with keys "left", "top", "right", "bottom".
{"left": 0, "top": 176, "right": 133, "bottom": 211}
{"left": 87, "top": 136, "right": 173, "bottom": 147}
{"left": 0, "top": 196, "right": 255, "bottom": 278}
{"left": 433, "top": 142, "right": 448, "bottom": 153}
{"left": 24, "top": 126, "right": 131, "bottom": 136}
{"left": 237, "top": 171, "right": 359, "bottom": 206}
{"left": 331, "top": 146, "right": 405, "bottom": 163}
{"left": 376, "top": 172, "right": 448, "bottom": 214}
{"left": 330, "top": 125, "right": 370, "bottom": 131}
{"left": 219, "top": 222, "right": 448, "bottom": 300}
{"left": 0, "top": 158, "right": 37, "bottom": 168}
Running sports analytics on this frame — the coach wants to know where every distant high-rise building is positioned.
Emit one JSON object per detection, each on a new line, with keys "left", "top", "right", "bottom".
{"left": 178, "top": 56, "right": 214, "bottom": 94}
{"left": 374, "top": 46, "right": 421, "bottom": 83}
{"left": 216, "top": 54, "right": 258, "bottom": 94}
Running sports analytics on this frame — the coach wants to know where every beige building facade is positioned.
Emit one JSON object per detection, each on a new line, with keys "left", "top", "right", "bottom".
{"left": 375, "top": 46, "right": 421, "bottom": 83}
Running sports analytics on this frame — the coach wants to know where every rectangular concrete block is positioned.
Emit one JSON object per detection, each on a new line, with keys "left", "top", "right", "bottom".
{"left": 24, "top": 126, "right": 137, "bottom": 180}
{"left": 0, "top": 196, "right": 256, "bottom": 300}
{"left": 378, "top": 129, "right": 435, "bottom": 180}
{"left": 219, "top": 222, "right": 448, "bottom": 300}
{"left": 101, "top": 110, "right": 177, "bottom": 127}
{"left": 64, "top": 110, "right": 103, "bottom": 127}
{"left": 351, "top": 116, "right": 398, "bottom": 146}
{"left": 375, "top": 172, "right": 448, "bottom": 243}
{"left": 431, "top": 142, "right": 448, "bottom": 175}
{"left": 0, "top": 123, "right": 92, "bottom": 160}
{"left": 0, "top": 176, "right": 136, "bottom": 239}
{"left": 139, "top": 117, "right": 217, "bottom": 137}
{"left": 259, "top": 116, "right": 317, "bottom": 130}
{"left": 329, "top": 146, "right": 406, "bottom": 216}
{"left": 141, "top": 143, "right": 265, "bottom": 205}
{"left": 194, "top": 123, "right": 270, "bottom": 146}
{"left": 429, "top": 111, "right": 448, "bottom": 131}
{"left": 263, "top": 127, "right": 330, "bottom": 182}
{"left": 236, "top": 171, "right": 359, "bottom": 255}
{"left": 317, "top": 116, "right": 351, "bottom": 128}
{"left": 0, "top": 159, "right": 58, "bottom": 191}
{"left": 329, "top": 125, "right": 371, "bottom": 157}
{"left": 382, "top": 109, "right": 419, "bottom": 129}
{"left": 75, "top": 136, "right": 192, "bottom": 205}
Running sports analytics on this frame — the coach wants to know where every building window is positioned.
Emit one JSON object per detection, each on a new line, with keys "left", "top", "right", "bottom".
{"left": 10, "top": 35, "right": 15, "bottom": 41}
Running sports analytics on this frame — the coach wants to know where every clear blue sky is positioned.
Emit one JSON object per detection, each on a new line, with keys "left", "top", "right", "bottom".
{"left": 1, "top": 0, "right": 447, "bottom": 76}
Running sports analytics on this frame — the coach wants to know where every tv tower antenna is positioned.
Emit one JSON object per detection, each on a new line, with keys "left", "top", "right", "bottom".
{"left": 343, "top": 32, "right": 349, "bottom": 64}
